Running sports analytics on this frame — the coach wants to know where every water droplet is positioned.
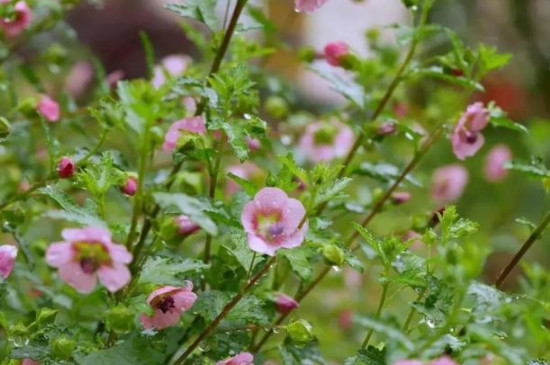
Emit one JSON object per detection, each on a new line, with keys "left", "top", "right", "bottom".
{"left": 332, "top": 266, "right": 341, "bottom": 272}
{"left": 281, "top": 135, "right": 292, "bottom": 145}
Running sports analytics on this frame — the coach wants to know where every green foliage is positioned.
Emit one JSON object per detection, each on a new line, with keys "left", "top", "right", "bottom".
{"left": 154, "top": 192, "right": 218, "bottom": 235}
{"left": 138, "top": 256, "right": 208, "bottom": 286}
{"left": 165, "top": 0, "right": 219, "bottom": 32}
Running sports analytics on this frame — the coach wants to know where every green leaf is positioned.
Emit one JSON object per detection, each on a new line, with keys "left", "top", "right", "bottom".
{"left": 314, "top": 177, "right": 352, "bottom": 206}
{"left": 220, "top": 230, "right": 257, "bottom": 270}
{"left": 354, "top": 315, "right": 414, "bottom": 350}
{"left": 353, "top": 162, "right": 421, "bottom": 187}
{"left": 193, "top": 291, "right": 268, "bottom": 324}
{"left": 477, "top": 44, "right": 512, "bottom": 77}
{"left": 227, "top": 172, "right": 258, "bottom": 196}
{"left": 344, "top": 347, "right": 386, "bottom": 365}
{"left": 279, "top": 246, "right": 314, "bottom": 281}
{"left": 504, "top": 157, "right": 549, "bottom": 179}
{"left": 488, "top": 102, "right": 528, "bottom": 133}
{"left": 154, "top": 192, "right": 218, "bottom": 235}
{"left": 139, "top": 31, "right": 155, "bottom": 80}
{"left": 409, "top": 66, "right": 484, "bottom": 91}
{"left": 308, "top": 66, "right": 366, "bottom": 108}
{"left": 139, "top": 257, "right": 208, "bottom": 286}
{"left": 278, "top": 339, "right": 327, "bottom": 365}
{"left": 165, "top": 0, "right": 219, "bottom": 32}
{"left": 75, "top": 152, "right": 122, "bottom": 197}
{"left": 39, "top": 186, "right": 106, "bottom": 227}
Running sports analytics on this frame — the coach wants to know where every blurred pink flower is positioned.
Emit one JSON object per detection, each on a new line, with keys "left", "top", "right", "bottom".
{"left": 378, "top": 121, "right": 397, "bottom": 136}
{"left": 0, "top": 1, "right": 31, "bottom": 37}
{"left": 275, "top": 293, "right": 299, "bottom": 314}
{"left": 106, "top": 70, "right": 125, "bottom": 89}
{"left": 391, "top": 191, "right": 411, "bottom": 205}
{"left": 21, "top": 360, "right": 40, "bottom": 365}
{"left": 140, "top": 282, "right": 197, "bottom": 330}
{"left": 295, "top": 0, "right": 328, "bottom": 13}
{"left": 241, "top": 187, "right": 307, "bottom": 256}
{"left": 430, "top": 356, "right": 458, "bottom": 365}
{"left": 216, "top": 352, "right": 254, "bottom": 365}
{"left": 0, "top": 245, "right": 17, "bottom": 279}
{"left": 65, "top": 62, "right": 94, "bottom": 98}
{"left": 37, "top": 95, "right": 60, "bottom": 122}
{"left": 401, "top": 230, "right": 423, "bottom": 251}
{"left": 431, "top": 164, "right": 469, "bottom": 205}
{"left": 163, "top": 116, "right": 206, "bottom": 153}
{"left": 57, "top": 156, "right": 75, "bottom": 179}
{"left": 121, "top": 175, "right": 138, "bottom": 196}
{"left": 226, "top": 163, "right": 261, "bottom": 196}
{"left": 299, "top": 121, "right": 354, "bottom": 163}
{"left": 338, "top": 309, "right": 353, "bottom": 331}
{"left": 182, "top": 96, "right": 197, "bottom": 116}
{"left": 175, "top": 215, "right": 200, "bottom": 236}
{"left": 324, "top": 41, "right": 349, "bottom": 67}
{"left": 394, "top": 361, "right": 423, "bottom": 365}
{"left": 451, "top": 102, "right": 490, "bottom": 160}
{"left": 46, "top": 227, "right": 132, "bottom": 293}
{"left": 246, "top": 137, "right": 261, "bottom": 151}
{"left": 484, "top": 144, "right": 512, "bottom": 182}
{"left": 152, "top": 55, "right": 191, "bottom": 88}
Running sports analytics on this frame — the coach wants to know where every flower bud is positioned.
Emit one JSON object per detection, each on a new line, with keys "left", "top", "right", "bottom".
{"left": 0, "top": 245, "right": 17, "bottom": 279}
{"left": 264, "top": 96, "right": 289, "bottom": 120}
{"left": 37, "top": 95, "right": 60, "bottom": 123}
{"left": 57, "top": 156, "right": 75, "bottom": 179}
{"left": 275, "top": 294, "right": 299, "bottom": 315}
{"left": 0, "top": 117, "right": 11, "bottom": 139}
{"left": 391, "top": 191, "right": 411, "bottom": 205}
{"left": 36, "top": 308, "right": 57, "bottom": 325}
{"left": 106, "top": 305, "right": 135, "bottom": 334}
{"left": 175, "top": 215, "right": 200, "bottom": 236}
{"left": 377, "top": 121, "right": 397, "bottom": 137}
{"left": 287, "top": 319, "right": 314, "bottom": 345}
{"left": 120, "top": 174, "right": 138, "bottom": 196}
{"left": 297, "top": 46, "right": 317, "bottom": 63}
{"left": 50, "top": 336, "right": 75, "bottom": 360}
{"left": 324, "top": 42, "right": 354, "bottom": 69}
{"left": 322, "top": 245, "right": 345, "bottom": 266}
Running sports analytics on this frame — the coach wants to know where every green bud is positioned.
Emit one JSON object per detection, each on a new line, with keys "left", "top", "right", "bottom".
{"left": 106, "top": 305, "right": 135, "bottom": 334}
{"left": 264, "top": 96, "right": 289, "bottom": 120}
{"left": 150, "top": 126, "right": 165, "bottom": 146}
{"left": 159, "top": 216, "right": 180, "bottom": 247}
{"left": 338, "top": 54, "right": 359, "bottom": 71}
{"left": 322, "top": 245, "right": 345, "bottom": 266}
{"left": 297, "top": 47, "right": 317, "bottom": 63}
{"left": 36, "top": 308, "right": 58, "bottom": 325}
{"left": 0, "top": 117, "right": 11, "bottom": 139}
{"left": 18, "top": 97, "right": 36, "bottom": 118}
{"left": 287, "top": 319, "right": 314, "bottom": 345}
{"left": 50, "top": 336, "right": 75, "bottom": 360}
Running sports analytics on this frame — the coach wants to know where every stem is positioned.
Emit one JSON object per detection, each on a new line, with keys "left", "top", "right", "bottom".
{"left": 495, "top": 210, "right": 550, "bottom": 288}
{"left": 402, "top": 287, "right": 427, "bottom": 333}
{"left": 362, "top": 283, "right": 389, "bottom": 348}
{"left": 172, "top": 256, "right": 276, "bottom": 364}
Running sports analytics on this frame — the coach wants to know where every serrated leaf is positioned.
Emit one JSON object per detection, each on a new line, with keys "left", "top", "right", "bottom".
{"left": 279, "top": 246, "right": 314, "bottom": 281}
{"left": 344, "top": 347, "right": 386, "bottom": 365}
{"left": 154, "top": 192, "right": 218, "bottom": 235}
{"left": 354, "top": 315, "right": 414, "bottom": 351}
{"left": 220, "top": 230, "right": 257, "bottom": 270}
{"left": 139, "top": 257, "right": 208, "bottom": 286}
{"left": 314, "top": 177, "right": 352, "bottom": 206}
{"left": 226, "top": 172, "right": 258, "bottom": 196}
{"left": 504, "top": 157, "right": 549, "bottom": 179}
{"left": 409, "top": 66, "right": 484, "bottom": 91}
{"left": 39, "top": 186, "right": 106, "bottom": 227}
{"left": 308, "top": 66, "right": 366, "bottom": 108}
{"left": 488, "top": 102, "right": 528, "bottom": 133}
{"left": 279, "top": 339, "right": 327, "bottom": 365}
{"left": 354, "top": 162, "right": 421, "bottom": 187}
{"left": 165, "top": 0, "right": 218, "bottom": 32}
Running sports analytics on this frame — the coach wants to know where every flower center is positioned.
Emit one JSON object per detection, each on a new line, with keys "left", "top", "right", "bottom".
{"left": 464, "top": 130, "right": 478, "bottom": 144}
{"left": 313, "top": 125, "right": 338, "bottom": 145}
{"left": 74, "top": 242, "right": 111, "bottom": 273}
{"left": 156, "top": 296, "right": 176, "bottom": 313}
{"left": 257, "top": 213, "right": 284, "bottom": 241}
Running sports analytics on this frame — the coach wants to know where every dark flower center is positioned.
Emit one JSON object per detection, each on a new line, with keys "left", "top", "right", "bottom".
{"left": 268, "top": 223, "right": 285, "bottom": 238}
{"left": 157, "top": 296, "right": 176, "bottom": 313}
{"left": 80, "top": 257, "right": 97, "bottom": 274}
{"left": 464, "top": 131, "right": 478, "bottom": 144}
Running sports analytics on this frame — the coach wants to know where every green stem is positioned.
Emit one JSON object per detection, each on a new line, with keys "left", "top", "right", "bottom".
{"left": 172, "top": 256, "right": 276, "bottom": 364}
{"left": 362, "top": 283, "right": 390, "bottom": 348}
{"left": 495, "top": 209, "right": 550, "bottom": 288}
{"left": 402, "top": 287, "right": 427, "bottom": 333}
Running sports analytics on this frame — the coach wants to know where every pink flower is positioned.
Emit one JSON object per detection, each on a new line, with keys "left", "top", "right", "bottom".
{"left": 241, "top": 187, "right": 307, "bottom": 256}
{"left": 401, "top": 230, "right": 423, "bottom": 251}
{"left": 484, "top": 144, "right": 512, "bottom": 182}
{"left": 152, "top": 55, "right": 190, "bottom": 88}
{"left": 338, "top": 309, "right": 353, "bottom": 331}
{"left": 121, "top": 175, "right": 138, "bottom": 196}
{"left": 324, "top": 41, "right": 349, "bottom": 67}
{"left": 391, "top": 191, "right": 411, "bottom": 205}
{"left": 431, "top": 164, "right": 469, "bottom": 205}
{"left": 430, "top": 356, "right": 458, "bottom": 365}
{"left": 175, "top": 215, "right": 200, "bottom": 236}
{"left": 0, "top": 245, "right": 17, "bottom": 279}
{"left": 106, "top": 70, "right": 125, "bottom": 89}
{"left": 65, "top": 62, "right": 94, "bottom": 98}
{"left": 140, "top": 282, "right": 198, "bottom": 330}
{"left": 37, "top": 95, "right": 60, "bottom": 122}
{"left": 295, "top": 0, "right": 328, "bottom": 13}
{"left": 299, "top": 121, "right": 354, "bottom": 163}
{"left": 246, "top": 137, "right": 261, "bottom": 151}
{"left": 21, "top": 360, "right": 40, "bottom": 365}
{"left": 163, "top": 116, "right": 206, "bottom": 153}
{"left": 378, "top": 121, "right": 397, "bottom": 136}
{"left": 46, "top": 227, "right": 132, "bottom": 293}
{"left": 450, "top": 102, "right": 490, "bottom": 160}
{"left": 57, "top": 156, "right": 75, "bottom": 179}
{"left": 216, "top": 352, "right": 254, "bottom": 365}
{"left": 394, "top": 361, "right": 423, "bottom": 365}
{"left": 226, "top": 163, "right": 261, "bottom": 196}
{"left": 0, "top": 1, "right": 31, "bottom": 37}
{"left": 275, "top": 293, "right": 299, "bottom": 314}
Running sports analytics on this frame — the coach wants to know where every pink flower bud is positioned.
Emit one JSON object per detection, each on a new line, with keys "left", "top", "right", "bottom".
{"left": 175, "top": 216, "right": 200, "bottom": 236}
{"left": 246, "top": 137, "right": 261, "bottom": 151}
{"left": 484, "top": 144, "right": 512, "bottom": 182}
{"left": 0, "top": 1, "right": 32, "bottom": 37}
{"left": 391, "top": 191, "right": 411, "bottom": 205}
{"left": 216, "top": 352, "right": 254, "bottom": 365}
{"left": 275, "top": 293, "right": 299, "bottom": 314}
{"left": 324, "top": 41, "right": 349, "bottom": 67}
{"left": 121, "top": 175, "right": 138, "bottom": 196}
{"left": 295, "top": 0, "right": 329, "bottom": 13}
{"left": 37, "top": 95, "right": 60, "bottom": 122}
{"left": 0, "top": 245, "right": 17, "bottom": 279}
{"left": 57, "top": 156, "right": 75, "bottom": 179}
{"left": 378, "top": 121, "right": 397, "bottom": 136}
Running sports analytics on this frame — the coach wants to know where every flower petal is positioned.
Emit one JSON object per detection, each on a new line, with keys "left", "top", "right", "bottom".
{"left": 46, "top": 242, "right": 73, "bottom": 267}
{"left": 97, "top": 263, "right": 131, "bottom": 292}
{"left": 58, "top": 262, "right": 97, "bottom": 294}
